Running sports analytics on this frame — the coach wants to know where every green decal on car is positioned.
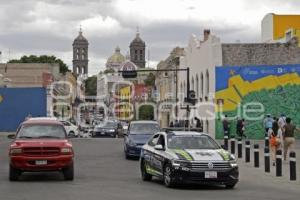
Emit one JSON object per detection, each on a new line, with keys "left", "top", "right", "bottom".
{"left": 217, "top": 149, "right": 230, "bottom": 161}
{"left": 145, "top": 165, "right": 159, "bottom": 175}
{"left": 172, "top": 149, "right": 193, "bottom": 161}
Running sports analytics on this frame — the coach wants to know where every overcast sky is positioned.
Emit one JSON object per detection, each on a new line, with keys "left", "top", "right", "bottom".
{"left": 0, "top": 0, "right": 300, "bottom": 75}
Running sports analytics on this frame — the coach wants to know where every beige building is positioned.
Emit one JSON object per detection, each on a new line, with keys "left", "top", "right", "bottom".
{"left": 156, "top": 47, "right": 184, "bottom": 127}
{"left": 0, "top": 63, "right": 60, "bottom": 87}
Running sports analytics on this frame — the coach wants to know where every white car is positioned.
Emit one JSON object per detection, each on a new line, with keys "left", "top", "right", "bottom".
{"left": 60, "top": 120, "right": 79, "bottom": 137}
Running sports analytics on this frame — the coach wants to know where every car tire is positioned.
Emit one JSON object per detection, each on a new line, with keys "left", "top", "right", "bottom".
{"left": 125, "top": 153, "right": 131, "bottom": 160}
{"left": 69, "top": 131, "right": 75, "bottom": 137}
{"left": 63, "top": 163, "right": 74, "bottom": 181}
{"left": 141, "top": 160, "right": 152, "bottom": 181}
{"left": 9, "top": 165, "right": 20, "bottom": 181}
{"left": 163, "top": 164, "right": 176, "bottom": 188}
{"left": 225, "top": 184, "right": 236, "bottom": 189}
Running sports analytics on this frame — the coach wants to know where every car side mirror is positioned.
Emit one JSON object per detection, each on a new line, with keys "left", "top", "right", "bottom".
{"left": 7, "top": 134, "right": 16, "bottom": 139}
{"left": 154, "top": 144, "right": 164, "bottom": 151}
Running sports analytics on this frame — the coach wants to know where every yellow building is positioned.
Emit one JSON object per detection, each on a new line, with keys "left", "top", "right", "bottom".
{"left": 262, "top": 13, "right": 300, "bottom": 44}
{"left": 119, "top": 86, "right": 132, "bottom": 120}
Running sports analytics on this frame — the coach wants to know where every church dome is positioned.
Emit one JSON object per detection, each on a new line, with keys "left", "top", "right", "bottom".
{"left": 106, "top": 46, "right": 126, "bottom": 69}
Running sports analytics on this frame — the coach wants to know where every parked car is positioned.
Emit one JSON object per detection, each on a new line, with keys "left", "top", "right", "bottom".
{"left": 92, "top": 121, "right": 119, "bottom": 138}
{"left": 8, "top": 118, "right": 74, "bottom": 181}
{"left": 140, "top": 131, "right": 239, "bottom": 188}
{"left": 60, "top": 120, "right": 79, "bottom": 137}
{"left": 124, "top": 121, "right": 160, "bottom": 159}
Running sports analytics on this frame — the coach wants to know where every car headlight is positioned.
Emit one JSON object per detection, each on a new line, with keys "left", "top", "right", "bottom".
{"left": 10, "top": 148, "right": 22, "bottom": 155}
{"left": 171, "top": 160, "right": 189, "bottom": 167}
{"left": 108, "top": 129, "right": 115, "bottom": 132}
{"left": 229, "top": 154, "right": 238, "bottom": 167}
{"left": 61, "top": 147, "right": 73, "bottom": 154}
{"left": 127, "top": 139, "right": 136, "bottom": 147}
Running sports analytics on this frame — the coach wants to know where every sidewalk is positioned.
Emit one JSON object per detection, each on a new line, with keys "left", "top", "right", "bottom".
{"left": 229, "top": 139, "right": 300, "bottom": 185}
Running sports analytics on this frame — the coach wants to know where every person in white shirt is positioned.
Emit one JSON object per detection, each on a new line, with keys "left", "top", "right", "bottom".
{"left": 278, "top": 114, "right": 286, "bottom": 129}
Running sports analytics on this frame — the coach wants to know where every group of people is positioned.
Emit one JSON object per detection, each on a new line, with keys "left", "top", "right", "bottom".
{"left": 222, "top": 115, "right": 247, "bottom": 139}
{"left": 264, "top": 114, "right": 299, "bottom": 166}
{"left": 169, "top": 117, "right": 202, "bottom": 130}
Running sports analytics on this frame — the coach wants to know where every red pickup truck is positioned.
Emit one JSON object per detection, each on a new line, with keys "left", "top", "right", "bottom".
{"left": 8, "top": 118, "right": 74, "bottom": 181}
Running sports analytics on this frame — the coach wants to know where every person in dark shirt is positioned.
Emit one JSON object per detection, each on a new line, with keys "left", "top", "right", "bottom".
{"left": 237, "top": 118, "right": 247, "bottom": 139}
{"left": 222, "top": 115, "right": 230, "bottom": 137}
{"left": 282, "top": 117, "right": 300, "bottom": 160}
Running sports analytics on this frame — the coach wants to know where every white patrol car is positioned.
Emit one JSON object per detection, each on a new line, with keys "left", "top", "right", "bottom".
{"left": 140, "top": 131, "right": 239, "bottom": 188}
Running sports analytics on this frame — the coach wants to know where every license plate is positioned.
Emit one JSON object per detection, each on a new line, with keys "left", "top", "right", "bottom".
{"left": 35, "top": 160, "right": 47, "bottom": 165}
{"left": 101, "top": 132, "right": 105, "bottom": 135}
{"left": 205, "top": 171, "right": 217, "bottom": 179}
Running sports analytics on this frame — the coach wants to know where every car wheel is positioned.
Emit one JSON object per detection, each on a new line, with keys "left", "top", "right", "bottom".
{"left": 225, "top": 184, "right": 236, "bottom": 189}
{"left": 163, "top": 164, "right": 176, "bottom": 188}
{"left": 125, "top": 153, "right": 131, "bottom": 160}
{"left": 69, "top": 131, "right": 75, "bottom": 137}
{"left": 63, "top": 163, "right": 74, "bottom": 181}
{"left": 141, "top": 160, "right": 152, "bottom": 181}
{"left": 9, "top": 165, "right": 20, "bottom": 181}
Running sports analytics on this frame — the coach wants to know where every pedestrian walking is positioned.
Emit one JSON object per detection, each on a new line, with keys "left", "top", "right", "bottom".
{"left": 278, "top": 114, "right": 286, "bottom": 129}
{"left": 263, "top": 114, "right": 274, "bottom": 133}
{"left": 222, "top": 115, "right": 230, "bottom": 137}
{"left": 237, "top": 118, "right": 247, "bottom": 139}
{"left": 282, "top": 117, "right": 300, "bottom": 160}
{"left": 194, "top": 117, "right": 202, "bottom": 128}
{"left": 268, "top": 118, "right": 283, "bottom": 166}
{"left": 174, "top": 120, "right": 179, "bottom": 127}
{"left": 169, "top": 121, "right": 174, "bottom": 127}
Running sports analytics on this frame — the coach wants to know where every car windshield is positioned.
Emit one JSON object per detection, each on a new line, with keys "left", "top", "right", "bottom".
{"left": 167, "top": 135, "right": 220, "bottom": 150}
{"left": 98, "top": 122, "right": 116, "bottom": 128}
{"left": 17, "top": 124, "right": 66, "bottom": 139}
{"left": 129, "top": 123, "right": 160, "bottom": 134}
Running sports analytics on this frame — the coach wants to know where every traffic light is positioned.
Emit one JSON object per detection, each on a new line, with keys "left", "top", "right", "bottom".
{"left": 184, "top": 90, "right": 196, "bottom": 105}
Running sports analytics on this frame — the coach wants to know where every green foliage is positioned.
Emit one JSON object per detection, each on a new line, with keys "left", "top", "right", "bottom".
{"left": 85, "top": 75, "right": 97, "bottom": 96}
{"left": 138, "top": 105, "right": 154, "bottom": 120}
{"left": 104, "top": 68, "right": 115, "bottom": 74}
{"left": 144, "top": 73, "right": 155, "bottom": 86}
{"left": 8, "top": 55, "right": 70, "bottom": 74}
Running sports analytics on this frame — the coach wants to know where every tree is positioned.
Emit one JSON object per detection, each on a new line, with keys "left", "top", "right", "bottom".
{"left": 104, "top": 68, "right": 115, "bottom": 74}
{"left": 8, "top": 55, "right": 70, "bottom": 74}
{"left": 138, "top": 105, "right": 154, "bottom": 120}
{"left": 85, "top": 75, "right": 97, "bottom": 96}
{"left": 144, "top": 73, "right": 155, "bottom": 86}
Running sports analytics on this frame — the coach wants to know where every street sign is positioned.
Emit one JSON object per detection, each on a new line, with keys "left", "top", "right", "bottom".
{"left": 122, "top": 70, "right": 137, "bottom": 78}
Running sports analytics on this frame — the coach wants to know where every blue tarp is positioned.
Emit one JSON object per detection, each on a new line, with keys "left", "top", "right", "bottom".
{"left": 0, "top": 88, "right": 46, "bottom": 131}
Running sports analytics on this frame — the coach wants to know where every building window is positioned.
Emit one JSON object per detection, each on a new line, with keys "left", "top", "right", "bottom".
{"left": 206, "top": 69, "right": 209, "bottom": 96}
{"left": 201, "top": 72, "right": 204, "bottom": 97}
{"left": 206, "top": 120, "right": 209, "bottom": 133}
{"left": 191, "top": 77, "right": 194, "bottom": 91}
{"left": 183, "top": 81, "right": 186, "bottom": 97}
{"left": 196, "top": 74, "right": 199, "bottom": 98}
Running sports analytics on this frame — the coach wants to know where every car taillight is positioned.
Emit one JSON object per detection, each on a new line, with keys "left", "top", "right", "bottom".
{"left": 61, "top": 147, "right": 73, "bottom": 154}
{"left": 10, "top": 148, "right": 22, "bottom": 155}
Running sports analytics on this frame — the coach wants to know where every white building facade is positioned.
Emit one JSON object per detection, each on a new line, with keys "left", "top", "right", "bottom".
{"left": 178, "top": 30, "right": 222, "bottom": 137}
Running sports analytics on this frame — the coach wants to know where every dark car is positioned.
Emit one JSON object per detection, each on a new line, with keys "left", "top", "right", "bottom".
{"left": 8, "top": 117, "right": 74, "bottom": 181}
{"left": 92, "top": 121, "right": 119, "bottom": 138}
{"left": 139, "top": 131, "right": 239, "bottom": 188}
{"left": 124, "top": 121, "right": 160, "bottom": 159}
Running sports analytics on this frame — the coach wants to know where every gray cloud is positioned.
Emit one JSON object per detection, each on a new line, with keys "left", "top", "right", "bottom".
{"left": 0, "top": 0, "right": 299, "bottom": 75}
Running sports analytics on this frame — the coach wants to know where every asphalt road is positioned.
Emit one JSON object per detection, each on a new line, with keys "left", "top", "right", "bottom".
{"left": 0, "top": 137, "right": 299, "bottom": 200}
